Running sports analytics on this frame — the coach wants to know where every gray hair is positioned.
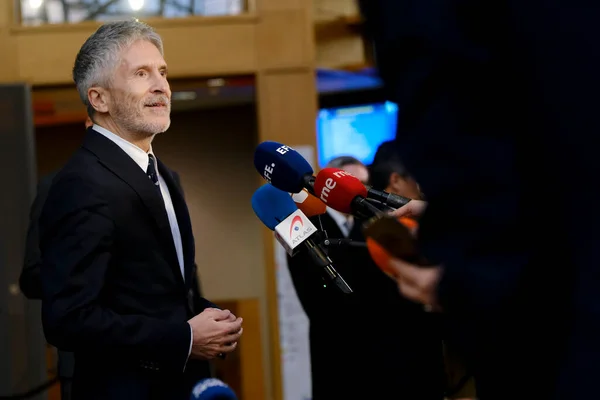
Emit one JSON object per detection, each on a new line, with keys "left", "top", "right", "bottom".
{"left": 326, "top": 156, "right": 364, "bottom": 169}
{"left": 73, "top": 19, "right": 164, "bottom": 117}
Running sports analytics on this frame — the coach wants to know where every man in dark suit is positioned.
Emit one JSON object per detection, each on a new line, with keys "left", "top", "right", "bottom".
{"left": 20, "top": 168, "right": 200, "bottom": 400}
{"left": 358, "top": 1, "right": 600, "bottom": 399}
{"left": 38, "top": 20, "right": 243, "bottom": 400}
{"left": 286, "top": 156, "right": 444, "bottom": 400}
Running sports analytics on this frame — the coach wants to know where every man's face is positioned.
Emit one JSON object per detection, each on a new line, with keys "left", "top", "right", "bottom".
{"left": 342, "top": 163, "right": 369, "bottom": 184}
{"left": 107, "top": 39, "right": 171, "bottom": 137}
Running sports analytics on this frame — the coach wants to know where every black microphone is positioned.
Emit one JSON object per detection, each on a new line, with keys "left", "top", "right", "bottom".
{"left": 365, "top": 186, "right": 411, "bottom": 209}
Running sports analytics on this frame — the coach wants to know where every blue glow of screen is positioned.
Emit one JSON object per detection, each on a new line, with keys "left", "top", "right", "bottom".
{"left": 316, "top": 101, "right": 399, "bottom": 167}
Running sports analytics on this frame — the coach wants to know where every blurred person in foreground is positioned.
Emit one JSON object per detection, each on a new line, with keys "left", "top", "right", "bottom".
{"left": 359, "top": 1, "right": 600, "bottom": 399}
{"left": 286, "top": 156, "right": 445, "bottom": 400}
{"left": 369, "top": 142, "right": 476, "bottom": 399}
{"left": 38, "top": 20, "right": 242, "bottom": 400}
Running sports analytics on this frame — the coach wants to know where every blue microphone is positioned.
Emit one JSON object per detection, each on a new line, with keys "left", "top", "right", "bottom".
{"left": 190, "top": 378, "right": 237, "bottom": 400}
{"left": 253, "top": 141, "right": 315, "bottom": 193}
{"left": 252, "top": 184, "right": 352, "bottom": 293}
{"left": 251, "top": 182, "right": 298, "bottom": 231}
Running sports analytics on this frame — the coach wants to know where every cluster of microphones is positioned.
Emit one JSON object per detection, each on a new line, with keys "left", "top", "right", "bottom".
{"left": 188, "top": 142, "right": 418, "bottom": 399}
{"left": 251, "top": 141, "right": 419, "bottom": 293}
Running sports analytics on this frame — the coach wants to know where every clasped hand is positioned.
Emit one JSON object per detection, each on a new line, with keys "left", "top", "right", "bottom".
{"left": 188, "top": 308, "right": 243, "bottom": 360}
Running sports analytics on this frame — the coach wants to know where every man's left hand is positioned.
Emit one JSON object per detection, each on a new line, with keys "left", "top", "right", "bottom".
{"left": 387, "top": 258, "right": 443, "bottom": 311}
{"left": 210, "top": 308, "right": 238, "bottom": 323}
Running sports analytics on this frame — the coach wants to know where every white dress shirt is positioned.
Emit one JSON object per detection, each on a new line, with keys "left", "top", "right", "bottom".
{"left": 92, "top": 124, "right": 193, "bottom": 363}
{"left": 326, "top": 207, "right": 354, "bottom": 238}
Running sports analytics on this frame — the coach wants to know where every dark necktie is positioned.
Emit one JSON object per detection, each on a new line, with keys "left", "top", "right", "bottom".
{"left": 146, "top": 154, "right": 162, "bottom": 197}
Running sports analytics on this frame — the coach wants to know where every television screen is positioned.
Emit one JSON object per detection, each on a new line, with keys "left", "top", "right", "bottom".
{"left": 316, "top": 101, "right": 399, "bottom": 167}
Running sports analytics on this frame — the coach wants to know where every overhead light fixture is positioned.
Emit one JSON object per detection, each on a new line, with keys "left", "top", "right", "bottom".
{"left": 28, "top": 0, "right": 43, "bottom": 9}
{"left": 172, "top": 92, "right": 197, "bottom": 101}
{"left": 129, "top": 0, "right": 144, "bottom": 11}
{"left": 207, "top": 78, "right": 225, "bottom": 87}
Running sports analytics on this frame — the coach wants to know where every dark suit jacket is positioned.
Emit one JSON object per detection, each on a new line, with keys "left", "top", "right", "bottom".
{"left": 359, "top": 1, "right": 600, "bottom": 398}
{"left": 20, "top": 172, "right": 77, "bottom": 380}
{"left": 39, "top": 128, "right": 213, "bottom": 400}
{"left": 20, "top": 169, "right": 203, "bottom": 383}
{"left": 287, "top": 212, "right": 444, "bottom": 400}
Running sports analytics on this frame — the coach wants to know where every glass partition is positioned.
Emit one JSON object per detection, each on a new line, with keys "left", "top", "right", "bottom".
{"left": 18, "top": 0, "right": 247, "bottom": 26}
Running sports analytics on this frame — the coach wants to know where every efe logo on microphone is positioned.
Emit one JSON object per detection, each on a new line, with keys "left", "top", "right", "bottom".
{"left": 263, "top": 162, "right": 275, "bottom": 182}
{"left": 276, "top": 145, "right": 292, "bottom": 155}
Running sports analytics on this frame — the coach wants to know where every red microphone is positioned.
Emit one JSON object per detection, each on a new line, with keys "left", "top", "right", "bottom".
{"left": 291, "top": 188, "right": 326, "bottom": 217}
{"left": 314, "top": 168, "right": 381, "bottom": 217}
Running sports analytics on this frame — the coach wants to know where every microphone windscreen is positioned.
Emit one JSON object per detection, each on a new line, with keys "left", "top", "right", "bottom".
{"left": 314, "top": 168, "right": 368, "bottom": 214}
{"left": 190, "top": 378, "right": 237, "bottom": 400}
{"left": 365, "top": 237, "right": 396, "bottom": 278}
{"left": 254, "top": 141, "right": 313, "bottom": 193}
{"left": 362, "top": 215, "right": 424, "bottom": 266}
{"left": 251, "top": 183, "right": 297, "bottom": 230}
{"left": 292, "top": 189, "right": 326, "bottom": 217}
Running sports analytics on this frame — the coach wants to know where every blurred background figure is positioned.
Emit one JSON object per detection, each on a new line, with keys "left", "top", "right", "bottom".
{"left": 286, "top": 155, "right": 445, "bottom": 400}
{"left": 369, "top": 140, "right": 422, "bottom": 200}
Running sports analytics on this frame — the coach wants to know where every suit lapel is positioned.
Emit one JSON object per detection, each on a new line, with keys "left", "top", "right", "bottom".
{"left": 157, "top": 160, "right": 196, "bottom": 286}
{"left": 82, "top": 129, "right": 184, "bottom": 289}
{"left": 349, "top": 218, "right": 366, "bottom": 241}
{"left": 322, "top": 212, "right": 345, "bottom": 239}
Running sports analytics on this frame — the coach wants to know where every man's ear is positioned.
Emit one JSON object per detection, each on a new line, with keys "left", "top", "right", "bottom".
{"left": 88, "top": 87, "right": 110, "bottom": 114}
{"left": 389, "top": 172, "right": 402, "bottom": 186}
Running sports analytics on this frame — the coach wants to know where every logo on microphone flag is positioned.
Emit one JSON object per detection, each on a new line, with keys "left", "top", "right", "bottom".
{"left": 274, "top": 209, "right": 318, "bottom": 256}
{"left": 290, "top": 215, "right": 303, "bottom": 237}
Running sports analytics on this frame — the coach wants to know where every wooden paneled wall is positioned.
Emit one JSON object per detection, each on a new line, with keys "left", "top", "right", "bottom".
{"left": 0, "top": 2, "right": 318, "bottom": 399}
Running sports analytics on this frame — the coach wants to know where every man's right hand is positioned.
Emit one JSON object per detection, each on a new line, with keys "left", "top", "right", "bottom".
{"left": 389, "top": 199, "right": 428, "bottom": 219}
{"left": 188, "top": 308, "right": 243, "bottom": 360}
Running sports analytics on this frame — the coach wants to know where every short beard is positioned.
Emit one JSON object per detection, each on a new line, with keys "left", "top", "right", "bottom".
{"left": 111, "top": 90, "right": 171, "bottom": 138}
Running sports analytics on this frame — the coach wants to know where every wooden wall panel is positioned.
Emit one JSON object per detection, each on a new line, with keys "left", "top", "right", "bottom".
{"left": 5, "top": 15, "right": 258, "bottom": 86}
{"left": 213, "top": 298, "right": 265, "bottom": 400}
{"left": 254, "top": 68, "right": 318, "bottom": 400}
{"left": 256, "top": 71, "right": 317, "bottom": 141}
{"left": 1, "top": 0, "right": 319, "bottom": 398}
{"left": 255, "top": 1, "right": 318, "bottom": 399}
{"left": 0, "top": 2, "right": 18, "bottom": 82}
{"left": 256, "top": 10, "right": 313, "bottom": 70}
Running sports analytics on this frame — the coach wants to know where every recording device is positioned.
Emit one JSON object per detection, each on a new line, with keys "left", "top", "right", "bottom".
{"left": 314, "top": 168, "right": 382, "bottom": 218}
{"left": 190, "top": 378, "right": 237, "bottom": 400}
{"left": 253, "top": 141, "right": 314, "bottom": 193}
{"left": 362, "top": 215, "right": 428, "bottom": 276}
{"left": 251, "top": 183, "right": 353, "bottom": 294}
